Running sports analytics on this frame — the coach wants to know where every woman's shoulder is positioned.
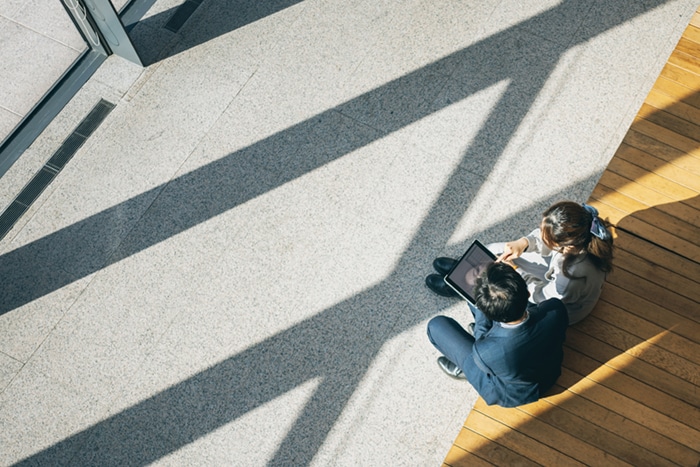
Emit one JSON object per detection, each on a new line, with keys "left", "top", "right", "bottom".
{"left": 571, "top": 253, "right": 606, "bottom": 275}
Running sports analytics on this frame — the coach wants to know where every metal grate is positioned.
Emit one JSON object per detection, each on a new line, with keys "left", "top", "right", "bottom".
{"left": 75, "top": 100, "right": 115, "bottom": 137}
{"left": 46, "top": 132, "right": 86, "bottom": 171}
{"left": 0, "top": 99, "right": 115, "bottom": 241}
{"left": 0, "top": 202, "right": 28, "bottom": 238}
{"left": 15, "top": 167, "right": 57, "bottom": 207}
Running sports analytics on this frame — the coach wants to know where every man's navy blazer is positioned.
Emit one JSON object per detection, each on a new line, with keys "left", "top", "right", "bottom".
{"left": 464, "top": 298, "right": 568, "bottom": 408}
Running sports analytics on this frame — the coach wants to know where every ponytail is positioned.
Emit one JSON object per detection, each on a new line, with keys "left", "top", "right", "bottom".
{"left": 581, "top": 203, "right": 614, "bottom": 273}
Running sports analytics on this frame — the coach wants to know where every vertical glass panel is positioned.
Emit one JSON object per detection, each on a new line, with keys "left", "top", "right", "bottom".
{"left": 0, "top": 0, "right": 87, "bottom": 145}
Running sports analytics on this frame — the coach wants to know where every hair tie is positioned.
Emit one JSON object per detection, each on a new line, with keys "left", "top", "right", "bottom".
{"left": 582, "top": 203, "right": 610, "bottom": 240}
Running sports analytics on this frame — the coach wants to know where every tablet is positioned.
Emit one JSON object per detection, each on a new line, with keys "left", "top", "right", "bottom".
{"left": 444, "top": 240, "right": 497, "bottom": 304}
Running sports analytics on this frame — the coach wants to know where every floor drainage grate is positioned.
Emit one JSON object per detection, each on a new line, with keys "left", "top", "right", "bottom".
{"left": 164, "top": 0, "right": 203, "bottom": 33}
{"left": 46, "top": 132, "right": 85, "bottom": 171}
{"left": 0, "top": 99, "right": 115, "bottom": 241}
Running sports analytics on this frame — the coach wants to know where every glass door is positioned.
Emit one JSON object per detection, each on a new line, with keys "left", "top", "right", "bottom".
{"left": 0, "top": 0, "right": 141, "bottom": 176}
{"left": 0, "top": 1, "right": 88, "bottom": 147}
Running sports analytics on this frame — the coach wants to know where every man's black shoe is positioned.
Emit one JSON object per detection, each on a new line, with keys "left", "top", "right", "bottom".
{"left": 433, "top": 257, "right": 457, "bottom": 275}
{"left": 425, "top": 274, "right": 458, "bottom": 297}
{"left": 437, "top": 356, "right": 465, "bottom": 379}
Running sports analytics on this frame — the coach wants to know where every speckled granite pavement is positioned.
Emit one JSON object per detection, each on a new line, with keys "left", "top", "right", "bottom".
{"left": 0, "top": 0, "right": 697, "bottom": 465}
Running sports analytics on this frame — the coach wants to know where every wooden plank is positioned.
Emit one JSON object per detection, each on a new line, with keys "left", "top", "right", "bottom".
{"left": 605, "top": 268, "right": 700, "bottom": 322}
{"left": 590, "top": 184, "right": 700, "bottom": 240}
{"left": 651, "top": 74, "right": 700, "bottom": 106}
{"left": 669, "top": 47, "right": 700, "bottom": 77}
{"left": 612, "top": 246, "right": 700, "bottom": 303}
{"left": 589, "top": 192, "right": 700, "bottom": 245}
{"left": 442, "top": 438, "right": 497, "bottom": 467}
{"left": 557, "top": 367, "right": 700, "bottom": 452}
{"left": 544, "top": 386, "right": 698, "bottom": 465}
{"left": 690, "top": 10, "right": 700, "bottom": 29}
{"left": 638, "top": 102, "right": 700, "bottom": 144}
{"left": 588, "top": 196, "right": 700, "bottom": 262}
{"left": 455, "top": 411, "right": 576, "bottom": 466}
{"left": 675, "top": 36, "right": 700, "bottom": 62}
{"left": 587, "top": 197, "right": 700, "bottom": 261}
{"left": 618, "top": 217, "right": 699, "bottom": 262}
{"left": 605, "top": 155, "right": 700, "bottom": 204}
{"left": 595, "top": 199, "right": 700, "bottom": 251}
{"left": 631, "top": 117, "right": 700, "bottom": 159}
{"left": 626, "top": 203, "right": 700, "bottom": 240}
{"left": 683, "top": 24, "right": 700, "bottom": 47}
{"left": 449, "top": 427, "right": 537, "bottom": 467}
{"left": 589, "top": 181, "right": 700, "bottom": 229}
{"left": 600, "top": 283, "right": 700, "bottom": 345}
{"left": 573, "top": 316, "right": 700, "bottom": 386}
{"left": 592, "top": 169, "right": 700, "bottom": 215}
{"left": 597, "top": 169, "right": 695, "bottom": 207}
{"left": 518, "top": 393, "right": 681, "bottom": 466}
{"left": 624, "top": 207, "right": 696, "bottom": 250}
{"left": 623, "top": 129, "right": 700, "bottom": 175}
{"left": 592, "top": 299, "right": 700, "bottom": 365}
{"left": 545, "top": 384, "right": 700, "bottom": 466}
{"left": 615, "top": 143, "right": 700, "bottom": 192}
{"left": 612, "top": 229, "right": 700, "bottom": 282}
{"left": 645, "top": 89, "right": 700, "bottom": 126}
{"left": 659, "top": 62, "right": 700, "bottom": 93}
{"left": 565, "top": 328, "right": 699, "bottom": 406}
{"left": 562, "top": 349, "right": 700, "bottom": 433}
{"left": 473, "top": 400, "right": 629, "bottom": 466}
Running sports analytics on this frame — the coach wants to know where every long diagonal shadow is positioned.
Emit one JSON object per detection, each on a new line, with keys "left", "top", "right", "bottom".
{"left": 126, "top": 0, "right": 307, "bottom": 65}
{"left": 7, "top": 0, "right": 674, "bottom": 464}
{"left": 15, "top": 182, "right": 601, "bottom": 466}
{"left": 1, "top": 0, "right": 666, "bottom": 315}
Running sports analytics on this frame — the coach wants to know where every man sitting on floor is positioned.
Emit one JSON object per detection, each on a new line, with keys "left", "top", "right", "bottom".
{"left": 427, "top": 262, "right": 568, "bottom": 407}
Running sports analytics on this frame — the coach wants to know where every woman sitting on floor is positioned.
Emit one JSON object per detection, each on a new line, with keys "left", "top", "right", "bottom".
{"left": 426, "top": 201, "right": 614, "bottom": 325}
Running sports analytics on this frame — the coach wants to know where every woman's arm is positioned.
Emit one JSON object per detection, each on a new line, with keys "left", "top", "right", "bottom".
{"left": 497, "top": 228, "right": 552, "bottom": 264}
{"left": 497, "top": 237, "right": 528, "bottom": 264}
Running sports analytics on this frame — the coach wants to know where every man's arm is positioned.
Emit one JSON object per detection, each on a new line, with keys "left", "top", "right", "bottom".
{"left": 468, "top": 302, "right": 493, "bottom": 338}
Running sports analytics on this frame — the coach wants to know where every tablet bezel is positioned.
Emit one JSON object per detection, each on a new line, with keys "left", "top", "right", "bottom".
{"left": 444, "top": 240, "right": 497, "bottom": 304}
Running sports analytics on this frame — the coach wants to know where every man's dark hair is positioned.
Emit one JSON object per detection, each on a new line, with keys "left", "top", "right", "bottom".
{"left": 474, "top": 262, "right": 529, "bottom": 322}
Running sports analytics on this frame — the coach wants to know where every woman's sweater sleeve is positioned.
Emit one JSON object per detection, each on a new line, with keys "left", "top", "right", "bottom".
{"left": 524, "top": 228, "right": 553, "bottom": 257}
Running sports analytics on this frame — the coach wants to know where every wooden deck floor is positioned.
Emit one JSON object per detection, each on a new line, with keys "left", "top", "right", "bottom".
{"left": 443, "top": 9, "right": 700, "bottom": 467}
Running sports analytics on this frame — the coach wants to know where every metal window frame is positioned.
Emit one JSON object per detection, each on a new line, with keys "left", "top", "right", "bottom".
{"left": 0, "top": 0, "right": 143, "bottom": 178}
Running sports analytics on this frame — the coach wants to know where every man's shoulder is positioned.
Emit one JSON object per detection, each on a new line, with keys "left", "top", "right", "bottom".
{"left": 534, "top": 297, "right": 566, "bottom": 310}
{"left": 530, "top": 298, "right": 568, "bottom": 325}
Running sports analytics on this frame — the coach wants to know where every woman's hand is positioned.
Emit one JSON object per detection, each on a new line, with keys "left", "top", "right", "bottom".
{"left": 497, "top": 237, "right": 528, "bottom": 265}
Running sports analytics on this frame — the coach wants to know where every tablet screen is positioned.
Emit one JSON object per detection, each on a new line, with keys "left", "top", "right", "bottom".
{"left": 444, "top": 240, "right": 497, "bottom": 303}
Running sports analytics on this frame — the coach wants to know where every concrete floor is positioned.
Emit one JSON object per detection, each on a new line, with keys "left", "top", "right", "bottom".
{"left": 0, "top": 0, "right": 697, "bottom": 465}
{"left": 0, "top": 0, "right": 85, "bottom": 144}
